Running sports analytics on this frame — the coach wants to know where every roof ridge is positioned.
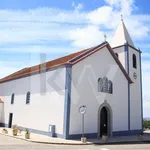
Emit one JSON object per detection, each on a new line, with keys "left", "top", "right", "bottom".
{"left": 69, "top": 42, "right": 107, "bottom": 63}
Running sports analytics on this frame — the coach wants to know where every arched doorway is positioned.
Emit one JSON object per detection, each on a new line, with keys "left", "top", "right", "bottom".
{"left": 98, "top": 102, "right": 112, "bottom": 137}
{"left": 100, "top": 107, "right": 108, "bottom": 137}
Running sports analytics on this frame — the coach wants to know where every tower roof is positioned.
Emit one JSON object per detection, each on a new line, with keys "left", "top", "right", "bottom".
{"left": 111, "top": 18, "right": 134, "bottom": 48}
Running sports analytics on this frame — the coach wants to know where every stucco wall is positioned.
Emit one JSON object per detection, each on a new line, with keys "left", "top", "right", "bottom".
{"left": 112, "top": 46, "right": 127, "bottom": 71}
{"left": 128, "top": 47, "right": 142, "bottom": 130}
{"left": 0, "top": 103, "right": 4, "bottom": 123}
{"left": 0, "top": 67, "right": 66, "bottom": 134}
{"left": 69, "top": 47, "right": 128, "bottom": 135}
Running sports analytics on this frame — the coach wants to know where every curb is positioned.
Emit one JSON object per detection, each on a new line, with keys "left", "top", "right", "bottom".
{"left": 0, "top": 133, "right": 89, "bottom": 145}
{"left": 1, "top": 133, "right": 150, "bottom": 145}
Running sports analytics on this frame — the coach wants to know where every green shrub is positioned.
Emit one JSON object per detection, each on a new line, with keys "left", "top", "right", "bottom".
{"left": 143, "top": 119, "right": 150, "bottom": 130}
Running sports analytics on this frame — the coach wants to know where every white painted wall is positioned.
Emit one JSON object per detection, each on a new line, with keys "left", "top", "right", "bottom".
{"left": 0, "top": 103, "right": 4, "bottom": 123}
{"left": 112, "top": 46, "right": 128, "bottom": 71}
{"left": 70, "top": 47, "right": 129, "bottom": 135}
{"left": 128, "top": 47, "right": 142, "bottom": 130}
{"left": 0, "top": 67, "right": 66, "bottom": 134}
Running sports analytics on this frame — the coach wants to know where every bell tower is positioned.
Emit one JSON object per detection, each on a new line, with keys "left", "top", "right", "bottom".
{"left": 111, "top": 17, "right": 143, "bottom": 133}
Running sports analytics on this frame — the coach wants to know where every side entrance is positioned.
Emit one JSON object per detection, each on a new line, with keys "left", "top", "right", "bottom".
{"left": 8, "top": 113, "right": 13, "bottom": 128}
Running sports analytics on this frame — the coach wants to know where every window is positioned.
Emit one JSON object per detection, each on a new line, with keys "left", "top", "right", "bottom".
{"left": 133, "top": 54, "right": 137, "bottom": 68}
{"left": 115, "top": 53, "right": 118, "bottom": 58}
{"left": 108, "top": 80, "right": 113, "bottom": 93}
{"left": 98, "top": 78, "right": 103, "bottom": 92}
{"left": 11, "top": 93, "right": 14, "bottom": 104}
{"left": 102, "top": 77, "right": 108, "bottom": 93}
{"left": 98, "top": 77, "right": 113, "bottom": 94}
{"left": 26, "top": 92, "right": 30, "bottom": 104}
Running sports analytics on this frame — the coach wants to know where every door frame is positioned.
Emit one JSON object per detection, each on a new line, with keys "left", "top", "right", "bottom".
{"left": 98, "top": 101, "right": 113, "bottom": 137}
{"left": 100, "top": 107, "right": 108, "bottom": 136}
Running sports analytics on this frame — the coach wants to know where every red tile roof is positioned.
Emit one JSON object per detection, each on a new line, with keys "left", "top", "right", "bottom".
{"left": 0, "top": 42, "right": 133, "bottom": 84}
{"left": 0, "top": 48, "right": 91, "bottom": 83}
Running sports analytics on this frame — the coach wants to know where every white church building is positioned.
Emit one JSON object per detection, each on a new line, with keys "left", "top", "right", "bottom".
{"left": 0, "top": 19, "right": 143, "bottom": 139}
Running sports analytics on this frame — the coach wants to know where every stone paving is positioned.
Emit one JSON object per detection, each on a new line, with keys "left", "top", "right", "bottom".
{"left": 0, "top": 131, "right": 150, "bottom": 150}
{"left": 0, "top": 135, "right": 150, "bottom": 150}
{"left": 1, "top": 127, "right": 150, "bottom": 145}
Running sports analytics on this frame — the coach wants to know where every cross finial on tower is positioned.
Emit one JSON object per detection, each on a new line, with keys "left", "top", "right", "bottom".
{"left": 104, "top": 34, "right": 107, "bottom": 42}
{"left": 121, "top": 14, "right": 123, "bottom": 21}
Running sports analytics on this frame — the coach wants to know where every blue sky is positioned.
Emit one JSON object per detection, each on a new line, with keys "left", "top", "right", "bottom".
{"left": 0, "top": 0, "right": 150, "bottom": 117}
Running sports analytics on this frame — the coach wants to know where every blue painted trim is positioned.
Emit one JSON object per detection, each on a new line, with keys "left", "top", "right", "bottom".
{"left": 112, "top": 44, "right": 141, "bottom": 53}
{"left": 0, "top": 123, "right": 5, "bottom": 127}
{"left": 126, "top": 43, "right": 130, "bottom": 131}
{"left": 124, "top": 44, "right": 128, "bottom": 71}
{"left": 128, "top": 84, "right": 130, "bottom": 131}
{"left": 68, "top": 133, "right": 97, "bottom": 139}
{"left": 126, "top": 43, "right": 130, "bottom": 74}
{"left": 139, "top": 52, "right": 143, "bottom": 131}
{"left": 113, "top": 129, "right": 142, "bottom": 136}
{"left": 69, "top": 42, "right": 107, "bottom": 63}
{"left": 63, "top": 66, "right": 72, "bottom": 139}
{"left": 3, "top": 123, "right": 64, "bottom": 138}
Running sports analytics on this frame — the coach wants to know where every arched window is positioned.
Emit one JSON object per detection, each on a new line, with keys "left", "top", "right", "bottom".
{"left": 102, "top": 77, "right": 108, "bottom": 93}
{"left": 115, "top": 53, "right": 118, "bottom": 58}
{"left": 133, "top": 54, "right": 137, "bottom": 68}
{"left": 108, "top": 80, "right": 113, "bottom": 94}
{"left": 11, "top": 93, "right": 15, "bottom": 104}
{"left": 98, "top": 78, "right": 103, "bottom": 92}
{"left": 26, "top": 92, "right": 30, "bottom": 104}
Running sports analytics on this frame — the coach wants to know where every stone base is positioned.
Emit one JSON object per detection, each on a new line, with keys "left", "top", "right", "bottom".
{"left": 102, "top": 135, "right": 108, "bottom": 142}
{"left": 81, "top": 137, "right": 87, "bottom": 143}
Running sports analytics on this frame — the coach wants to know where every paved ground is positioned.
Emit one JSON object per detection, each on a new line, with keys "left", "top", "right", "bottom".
{"left": 0, "top": 134, "right": 150, "bottom": 150}
{"left": 1, "top": 128, "right": 150, "bottom": 145}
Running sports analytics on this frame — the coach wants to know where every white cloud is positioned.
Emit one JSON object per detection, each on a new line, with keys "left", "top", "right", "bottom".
{"left": 104, "top": 0, "right": 136, "bottom": 15}
{"left": 72, "top": 2, "right": 84, "bottom": 11}
{"left": 72, "top": 1, "right": 75, "bottom": 7}
{"left": 0, "top": 1, "right": 149, "bottom": 53}
{"left": 0, "top": 45, "right": 78, "bottom": 53}
{"left": 142, "top": 52, "right": 150, "bottom": 58}
{"left": 0, "top": 60, "right": 27, "bottom": 78}
{"left": 87, "top": 6, "right": 113, "bottom": 26}
{"left": 69, "top": 25, "right": 105, "bottom": 48}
